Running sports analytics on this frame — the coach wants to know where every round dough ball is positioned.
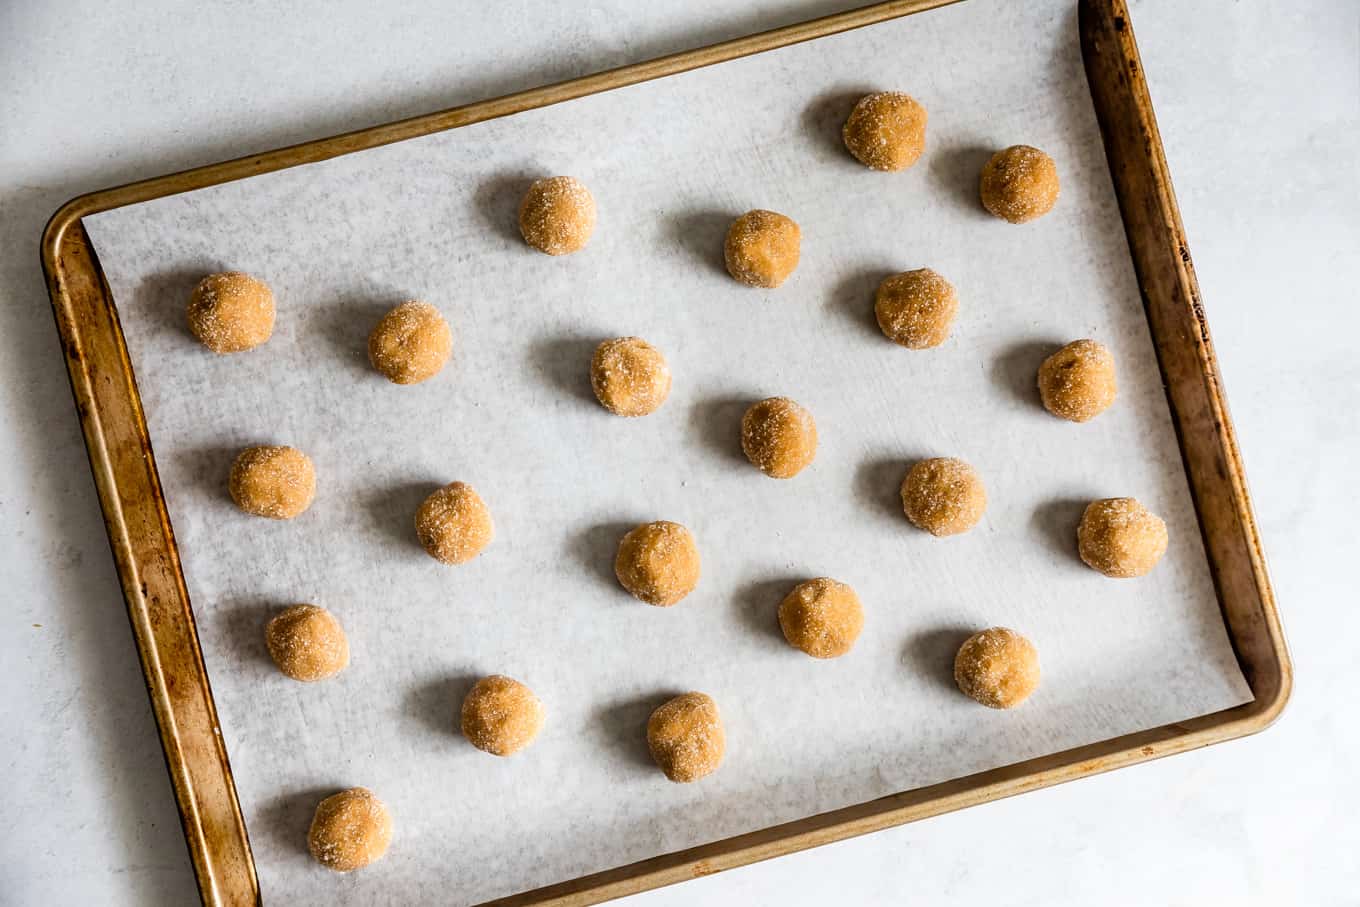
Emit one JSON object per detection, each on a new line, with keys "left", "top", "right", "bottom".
{"left": 954, "top": 627, "right": 1040, "bottom": 709}
{"left": 1038, "top": 339, "right": 1117, "bottom": 422}
{"left": 980, "top": 145, "right": 1060, "bottom": 223}
{"left": 415, "top": 481, "right": 494, "bottom": 565}
{"left": 590, "top": 337, "right": 672, "bottom": 417}
{"left": 647, "top": 692, "right": 725, "bottom": 783}
{"left": 778, "top": 578, "right": 864, "bottom": 659}
{"left": 741, "top": 396, "right": 817, "bottom": 479}
{"left": 614, "top": 520, "right": 700, "bottom": 606}
{"left": 1077, "top": 497, "right": 1168, "bottom": 578}
{"left": 841, "top": 91, "right": 928, "bottom": 172}
{"left": 519, "top": 176, "right": 596, "bottom": 255}
{"left": 724, "top": 209, "right": 801, "bottom": 288}
{"left": 367, "top": 300, "right": 452, "bottom": 385}
{"left": 874, "top": 268, "right": 958, "bottom": 349}
{"left": 460, "top": 674, "right": 546, "bottom": 756}
{"left": 265, "top": 604, "right": 349, "bottom": 682}
{"left": 229, "top": 445, "right": 316, "bottom": 520}
{"left": 901, "top": 457, "right": 986, "bottom": 536}
{"left": 307, "top": 787, "right": 393, "bottom": 872}
{"left": 186, "top": 271, "right": 275, "bottom": 354}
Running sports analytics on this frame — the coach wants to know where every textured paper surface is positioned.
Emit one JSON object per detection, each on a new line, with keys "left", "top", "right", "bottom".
{"left": 85, "top": 1, "right": 1250, "bottom": 903}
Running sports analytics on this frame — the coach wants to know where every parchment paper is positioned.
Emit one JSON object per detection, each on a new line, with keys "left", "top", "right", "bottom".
{"left": 85, "top": 1, "right": 1251, "bottom": 902}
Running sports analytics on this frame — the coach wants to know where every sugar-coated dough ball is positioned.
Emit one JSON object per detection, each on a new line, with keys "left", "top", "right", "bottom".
{"left": 901, "top": 457, "right": 986, "bottom": 536}
{"left": 980, "top": 145, "right": 1060, "bottom": 223}
{"left": 954, "top": 627, "right": 1040, "bottom": 709}
{"left": 265, "top": 604, "right": 349, "bottom": 682}
{"left": 874, "top": 268, "right": 958, "bottom": 349}
{"left": 229, "top": 445, "right": 315, "bottom": 520}
{"left": 841, "top": 91, "right": 928, "bottom": 172}
{"left": 741, "top": 396, "right": 817, "bottom": 479}
{"left": 614, "top": 520, "right": 700, "bottom": 606}
{"left": 519, "top": 176, "right": 596, "bottom": 255}
{"left": 778, "top": 578, "right": 864, "bottom": 659}
{"left": 1078, "top": 497, "right": 1168, "bottom": 578}
{"left": 1038, "top": 339, "right": 1117, "bottom": 422}
{"left": 591, "top": 337, "right": 672, "bottom": 417}
{"left": 724, "top": 210, "right": 801, "bottom": 288}
{"left": 647, "top": 692, "right": 725, "bottom": 783}
{"left": 307, "top": 788, "right": 393, "bottom": 872}
{"left": 415, "top": 481, "right": 493, "bottom": 564}
{"left": 460, "top": 674, "right": 546, "bottom": 756}
{"left": 367, "top": 300, "right": 452, "bottom": 385}
{"left": 186, "top": 272, "right": 275, "bottom": 354}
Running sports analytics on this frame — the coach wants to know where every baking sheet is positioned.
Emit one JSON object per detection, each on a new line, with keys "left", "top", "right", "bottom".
{"left": 85, "top": 1, "right": 1250, "bottom": 903}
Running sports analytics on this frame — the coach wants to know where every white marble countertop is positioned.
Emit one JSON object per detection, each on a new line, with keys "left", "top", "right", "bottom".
{"left": 2, "top": 1, "right": 1355, "bottom": 904}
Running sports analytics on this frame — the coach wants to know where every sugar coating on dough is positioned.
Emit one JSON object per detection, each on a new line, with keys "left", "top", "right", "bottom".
{"left": 186, "top": 271, "right": 275, "bottom": 354}
{"left": 590, "top": 337, "right": 672, "bottom": 417}
{"left": 1077, "top": 497, "right": 1168, "bottom": 578}
{"left": 954, "top": 627, "right": 1040, "bottom": 709}
{"left": 415, "top": 481, "right": 493, "bottom": 565}
{"left": 265, "top": 604, "right": 349, "bottom": 682}
{"left": 368, "top": 300, "right": 452, "bottom": 385}
{"left": 647, "top": 692, "right": 725, "bottom": 783}
{"left": 841, "top": 91, "right": 928, "bottom": 172}
{"left": 1038, "top": 339, "right": 1117, "bottom": 422}
{"left": 901, "top": 457, "right": 986, "bottom": 536}
{"left": 308, "top": 787, "right": 393, "bottom": 872}
{"left": 778, "top": 578, "right": 864, "bottom": 659}
{"left": 741, "top": 396, "right": 817, "bottom": 479}
{"left": 614, "top": 520, "right": 700, "bottom": 606}
{"left": 229, "top": 445, "right": 316, "bottom": 520}
{"left": 980, "top": 145, "right": 1060, "bottom": 223}
{"left": 519, "top": 176, "right": 596, "bottom": 255}
{"left": 461, "top": 674, "right": 546, "bottom": 757}
{"left": 724, "top": 210, "right": 801, "bottom": 288}
{"left": 874, "top": 268, "right": 958, "bottom": 349}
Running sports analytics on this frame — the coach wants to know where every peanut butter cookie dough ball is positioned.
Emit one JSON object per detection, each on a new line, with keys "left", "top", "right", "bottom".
{"left": 901, "top": 457, "right": 986, "bottom": 536}
{"left": 841, "top": 91, "right": 928, "bottom": 172}
{"left": 308, "top": 788, "right": 393, "bottom": 872}
{"left": 724, "top": 209, "right": 801, "bottom": 288}
{"left": 519, "top": 176, "right": 596, "bottom": 255}
{"left": 1038, "top": 339, "right": 1117, "bottom": 422}
{"left": 186, "top": 271, "right": 275, "bottom": 353}
{"left": 461, "top": 675, "right": 546, "bottom": 756}
{"left": 647, "top": 692, "right": 725, "bottom": 783}
{"left": 614, "top": 520, "right": 700, "bottom": 606}
{"left": 1077, "top": 497, "right": 1168, "bottom": 578}
{"left": 229, "top": 445, "right": 315, "bottom": 520}
{"left": 265, "top": 604, "right": 349, "bottom": 682}
{"left": 590, "top": 337, "right": 672, "bottom": 417}
{"left": 741, "top": 396, "right": 817, "bottom": 479}
{"left": 415, "top": 481, "right": 493, "bottom": 564}
{"left": 954, "top": 627, "right": 1040, "bottom": 709}
{"left": 874, "top": 268, "right": 958, "bottom": 349}
{"left": 778, "top": 578, "right": 864, "bottom": 659}
{"left": 980, "top": 145, "right": 1060, "bottom": 223}
{"left": 368, "top": 300, "right": 452, "bottom": 385}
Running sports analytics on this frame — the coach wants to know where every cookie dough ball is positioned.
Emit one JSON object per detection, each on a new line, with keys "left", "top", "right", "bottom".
{"left": 901, "top": 457, "right": 986, "bottom": 536}
{"left": 229, "top": 445, "right": 315, "bottom": 520}
{"left": 614, "top": 520, "right": 700, "bottom": 606}
{"left": 1038, "top": 339, "right": 1117, "bottom": 422}
{"left": 778, "top": 578, "right": 864, "bottom": 659}
{"left": 1078, "top": 497, "right": 1168, "bottom": 578}
{"left": 186, "top": 271, "right": 275, "bottom": 353}
{"left": 954, "top": 627, "right": 1040, "bottom": 709}
{"left": 265, "top": 604, "right": 349, "bottom": 682}
{"left": 980, "top": 145, "right": 1060, "bottom": 223}
{"left": 724, "top": 209, "right": 801, "bottom": 288}
{"left": 415, "top": 481, "right": 494, "bottom": 564}
{"left": 460, "top": 674, "right": 546, "bottom": 756}
{"left": 874, "top": 268, "right": 958, "bottom": 349}
{"left": 841, "top": 91, "right": 928, "bottom": 172}
{"left": 519, "top": 176, "right": 596, "bottom": 255}
{"left": 590, "top": 337, "right": 672, "bottom": 417}
{"left": 741, "top": 396, "right": 817, "bottom": 479}
{"left": 367, "top": 300, "right": 452, "bottom": 385}
{"left": 307, "top": 788, "right": 393, "bottom": 872}
{"left": 647, "top": 692, "right": 725, "bottom": 783}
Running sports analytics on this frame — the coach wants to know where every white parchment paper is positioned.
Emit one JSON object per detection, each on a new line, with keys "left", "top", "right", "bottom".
{"left": 85, "top": 1, "right": 1250, "bottom": 902}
